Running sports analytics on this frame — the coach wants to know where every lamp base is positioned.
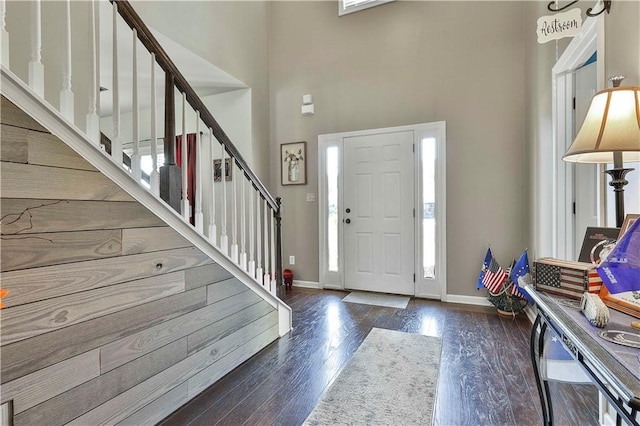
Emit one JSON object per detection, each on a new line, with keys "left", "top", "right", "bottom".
{"left": 603, "top": 167, "right": 634, "bottom": 228}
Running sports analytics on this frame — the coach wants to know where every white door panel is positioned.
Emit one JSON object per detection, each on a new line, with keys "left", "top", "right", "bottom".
{"left": 343, "top": 131, "right": 415, "bottom": 295}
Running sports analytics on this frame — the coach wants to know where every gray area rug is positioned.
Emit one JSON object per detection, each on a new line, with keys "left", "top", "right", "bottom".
{"left": 342, "top": 291, "right": 410, "bottom": 309}
{"left": 304, "top": 328, "right": 442, "bottom": 426}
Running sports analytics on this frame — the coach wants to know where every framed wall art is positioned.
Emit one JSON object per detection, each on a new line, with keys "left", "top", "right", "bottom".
{"left": 213, "top": 158, "right": 233, "bottom": 182}
{"left": 281, "top": 141, "right": 307, "bottom": 185}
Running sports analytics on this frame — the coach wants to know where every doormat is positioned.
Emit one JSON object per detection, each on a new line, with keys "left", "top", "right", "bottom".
{"left": 342, "top": 291, "right": 410, "bottom": 309}
{"left": 303, "top": 328, "right": 442, "bottom": 425}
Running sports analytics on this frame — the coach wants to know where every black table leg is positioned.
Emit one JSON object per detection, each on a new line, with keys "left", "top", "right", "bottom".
{"left": 531, "top": 314, "right": 553, "bottom": 426}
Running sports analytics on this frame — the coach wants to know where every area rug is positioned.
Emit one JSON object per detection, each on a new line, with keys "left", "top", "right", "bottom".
{"left": 303, "top": 328, "right": 442, "bottom": 425}
{"left": 342, "top": 291, "right": 410, "bottom": 309}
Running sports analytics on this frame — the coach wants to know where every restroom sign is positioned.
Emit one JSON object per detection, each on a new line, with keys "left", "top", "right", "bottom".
{"left": 537, "top": 8, "right": 582, "bottom": 44}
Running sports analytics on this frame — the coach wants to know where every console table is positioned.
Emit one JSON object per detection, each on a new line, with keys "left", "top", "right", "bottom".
{"left": 524, "top": 285, "right": 640, "bottom": 426}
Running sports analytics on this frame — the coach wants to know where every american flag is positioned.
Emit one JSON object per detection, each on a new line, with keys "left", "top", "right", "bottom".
{"left": 534, "top": 258, "right": 602, "bottom": 299}
{"left": 482, "top": 256, "right": 508, "bottom": 295}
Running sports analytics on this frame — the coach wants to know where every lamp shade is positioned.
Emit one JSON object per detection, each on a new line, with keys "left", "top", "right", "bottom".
{"left": 563, "top": 86, "right": 640, "bottom": 163}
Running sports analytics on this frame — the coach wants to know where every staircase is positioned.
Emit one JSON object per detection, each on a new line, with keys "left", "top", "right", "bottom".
{"left": 0, "top": 0, "right": 291, "bottom": 424}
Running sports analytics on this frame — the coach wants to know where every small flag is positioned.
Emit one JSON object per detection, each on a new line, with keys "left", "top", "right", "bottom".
{"left": 482, "top": 253, "right": 508, "bottom": 295}
{"left": 510, "top": 250, "right": 534, "bottom": 303}
{"left": 478, "top": 248, "right": 492, "bottom": 289}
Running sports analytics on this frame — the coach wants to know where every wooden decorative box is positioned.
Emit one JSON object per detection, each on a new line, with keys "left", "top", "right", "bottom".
{"left": 533, "top": 258, "right": 603, "bottom": 300}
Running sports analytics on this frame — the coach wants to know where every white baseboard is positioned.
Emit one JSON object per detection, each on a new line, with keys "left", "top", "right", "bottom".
{"left": 293, "top": 280, "right": 321, "bottom": 289}
{"left": 524, "top": 305, "right": 537, "bottom": 324}
{"left": 443, "top": 294, "right": 493, "bottom": 307}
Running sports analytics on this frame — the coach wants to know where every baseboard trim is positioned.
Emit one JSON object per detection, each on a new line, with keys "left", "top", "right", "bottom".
{"left": 443, "top": 294, "right": 493, "bottom": 307}
{"left": 293, "top": 280, "right": 321, "bottom": 289}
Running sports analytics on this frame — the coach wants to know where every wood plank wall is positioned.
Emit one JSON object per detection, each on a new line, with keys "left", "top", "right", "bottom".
{"left": 0, "top": 96, "right": 280, "bottom": 425}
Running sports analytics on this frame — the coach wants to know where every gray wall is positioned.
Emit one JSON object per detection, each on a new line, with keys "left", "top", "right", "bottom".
{"left": 269, "top": 1, "right": 527, "bottom": 297}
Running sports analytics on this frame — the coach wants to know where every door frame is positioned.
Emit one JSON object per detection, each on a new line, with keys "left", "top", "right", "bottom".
{"left": 318, "top": 122, "right": 446, "bottom": 299}
{"left": 548, "top": 14, "right": 605, "bottom": 260}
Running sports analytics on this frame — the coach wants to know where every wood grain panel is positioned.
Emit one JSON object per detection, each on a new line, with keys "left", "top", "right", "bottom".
{"left": 187, "top": 321, "right": 279, "bottom": 399}
{"left": 100, "top": 289, "right": 262, "bottom": 373}
{"left": 187, "top": 301, "right": 274, "bottom": 355}
{"left": 27, "top": 130, "right": 96, "bottom": 171}
{"left": 0, "top": 162, "right": 134, "bottom": 201}
{"left": 1, "top": 229, "right": 122, "bottom": 272}
{"left": 0, "top": 349, "right": 100, "bottom": 414}
{"left": 0, "top": 199, "right": 165, "bottom": 235}
{"left": 1, "top": 271, "right": 186, "bottom": 345}
{"left": 0, "top": 247, "right": 211, "bottom": 308}
{"left": 207, "top": 278, "right": 250, "bottom": 305}
{"left": 185, "top": 263, "right": 233, "bottom": 290}
{"left": 117, "top": 382, "right": 189, "bottom": 426}
{"left": 1, "top": 124, "right": 28, "bottom": 163}
{"left": 14, "top": 338, "right": 187, "bottom": 426}
{"left": 68, "top": 321, "right": 279, "bottom": 426}
{"left": 0, "top": 96, "right": 47, "bottom": 132}
{"left": 0, "top": 288, "right": 206, "bottom": 384}
{"left": 122, "top": 227, "right": 190, "bottom": 255}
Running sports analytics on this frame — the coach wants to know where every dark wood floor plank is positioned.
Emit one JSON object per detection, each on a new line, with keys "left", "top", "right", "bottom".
{"left": 161, "top": 289, "right": 599, "bottom": 426}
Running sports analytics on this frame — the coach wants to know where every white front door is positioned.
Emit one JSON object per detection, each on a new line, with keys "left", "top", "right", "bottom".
{"left": 343, "top": 131, "right": 415, "bottom": 295}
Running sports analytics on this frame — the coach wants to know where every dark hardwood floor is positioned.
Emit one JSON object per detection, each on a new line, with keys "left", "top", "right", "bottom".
{"left": 161, "top": 287, "right": 599, "bottom": 425}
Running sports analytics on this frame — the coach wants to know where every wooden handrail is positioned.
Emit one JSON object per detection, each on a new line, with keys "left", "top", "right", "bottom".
{"left": 111, "top": 0, "right": 277, "bottom": 210}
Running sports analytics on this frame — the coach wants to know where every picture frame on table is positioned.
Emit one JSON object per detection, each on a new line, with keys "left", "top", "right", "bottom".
{"left": 599, "top": 213, "right": 640, "bottom": 319}
{"left": 281, "top": 141, "right": 307, "bottom": 185}
{"left": 578, "top": 227, "right": 619, "bottom": 264}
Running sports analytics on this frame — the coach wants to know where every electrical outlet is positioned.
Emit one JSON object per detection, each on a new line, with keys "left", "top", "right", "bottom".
{"left": 289, "top": 256, "right": 295, "bottom": 265}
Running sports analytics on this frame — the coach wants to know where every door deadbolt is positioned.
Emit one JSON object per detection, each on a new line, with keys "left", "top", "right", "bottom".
{"left": 345, "top": 218, "right": 351, "bottom": 224}
{"left": 346, "top": 208, "right": 351, "bottom": 213}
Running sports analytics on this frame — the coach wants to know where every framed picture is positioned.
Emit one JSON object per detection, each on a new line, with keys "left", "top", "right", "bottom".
{"left": 578, "top": 227, "right": 619, "bottom": 264}
{"left": 281, "top": 141, "right": 307, "bottom": 185}
{"left": 618, "top": 214, "right": 640, "bottom": 239}
{"left": 213, "top": 158, "right": 233, "bottom": 182}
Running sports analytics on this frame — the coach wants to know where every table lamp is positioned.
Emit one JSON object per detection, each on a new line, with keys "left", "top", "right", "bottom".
{"left": 563, "top": 76, "right": 640, "bottom": 227}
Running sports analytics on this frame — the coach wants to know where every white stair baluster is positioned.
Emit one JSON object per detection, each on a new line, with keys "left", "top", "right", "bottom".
{"left": 180, "top": 93, "right": 189, "bottom": 221}
{"left": 263, "top": 200, "right": 269, "bottom": 287}
{"left": 111, "top": 2, "right": 122, "bottom": 167}
{"left": 28, "top": 0, "right": 44, "bottom": 96}
{"left": 231, "top": 160, "right": 239, "bottom": 263}
{"left": 239, "top": 176, "right": 247, "bottom": 270}
{"left": 85, "top": 0, "right": 100, "bottom": 145}
{"left": 248, "top": 183, "right": 255, "bottom": 277}
{"left": 59, "top": 0, "right": 74, "bottom": 121}
{"left": 271, "top": 208, "right": 277, "bottom": 293}
{"left": 1, "top": 0, "right": 10, "bottom": 67}
{"left": 256, "top": 193, "right": 262, "bottom": 282}
{"left": 195, "top": 113, "right": 204, "bottom": 232}
{"left": 208, "top": 129, "right": 217, "bottom": 245}
{"left": 220, "top": 145, "right": 228, "bottom": 255}
{"left": 131, "top": 29, "right": 141, "bottom": 182}
{"left": 149, "top": 54, "right": 159, "bottom": 195}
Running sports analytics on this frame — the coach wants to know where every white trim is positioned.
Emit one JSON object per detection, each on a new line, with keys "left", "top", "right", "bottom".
{"left": 443, "top": 294, "right": 493, "bottom": 307}
{"left": 318, "top": 122, "right": 446, "bottom": 300}
{"left": 549, "top": 12, "right": 604, "bottom": 259}
{"left": 338, "top": 0, "right": 394, "bottom": 17}
{"left": 1, "top": 66, "right": 293, "bottom": 335}
{"left": 0, "top": 402, "right": 10, "bottom": 426}
{"left": 293, "top": 280, "right": 321, "bottom": 289}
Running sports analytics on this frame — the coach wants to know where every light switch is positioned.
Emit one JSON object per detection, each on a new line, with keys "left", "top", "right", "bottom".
{"left": 289, "top": 256, "right": 295, "bottom": 265}
{"left": 306, "top": 193, "right": 316, "bottom": 202}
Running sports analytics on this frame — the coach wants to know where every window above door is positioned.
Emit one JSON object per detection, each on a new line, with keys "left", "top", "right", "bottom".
{"left": 338, "top": 0, "right": 394, "bottom": 16}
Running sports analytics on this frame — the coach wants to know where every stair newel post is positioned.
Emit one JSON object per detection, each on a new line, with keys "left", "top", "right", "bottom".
{"left": 86, "top": 0, "right": 100, "bottom": 145}
{"left": 220, "top": 144, "right": 229, "bottom": 255}
{"left": 28, "top": 0, "right": 44, "bottom": 96}
{"left": 111, "top": 1, "right": 122, "bottom": 167}
{"left": 159, "top": 72, "right": 181, "bottom": 212}
{"left": 195, "top": 112, "right": 203, "bottom": 232}
{"left": 270, "top": 206, "right": 276, "bottom": 294}
{"left": 149, "top": 54, "right": 159, "bottom": 195}
{"left": 1, "top": 0, "right": 9, "bottom": 67}
{"left": 256, "top": 192, "right": 263, "bottom": 282}
{"left": 263, "top": 199, "right": 269, "bottom": 287}
{"left": 275, "top": 197, "right": 283, "bottom": 290}
{"left": 248, "top": 184, "right": 255, "bottom": 277}
{"left": 180, "top": 92, "right": 189, "bottom": 221}
{"left": 239, "top": 174, "right": 247, "bottom": 270}
{"left": 231, "top": 159, "right": 239, "bottom": 263}
{"left": 59, "top": 0, "right": 74, "bottom": 121}
{"left": 131, "top": 29, "right": 141, "bottom": 182}
{"left": 208, "top": 128, "right": 217, "bottom": 245}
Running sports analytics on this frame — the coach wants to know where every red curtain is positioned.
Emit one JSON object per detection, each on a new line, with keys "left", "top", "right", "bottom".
{"left": 175, "top": 133, "right": 197, "bottom": 225}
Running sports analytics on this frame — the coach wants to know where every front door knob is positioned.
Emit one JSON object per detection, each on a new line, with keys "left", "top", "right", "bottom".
{"left": 345, "top": 218, "right": 351, "bottom": 224}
